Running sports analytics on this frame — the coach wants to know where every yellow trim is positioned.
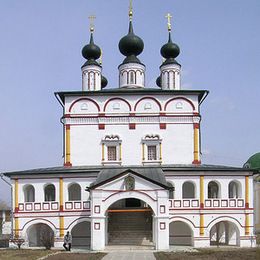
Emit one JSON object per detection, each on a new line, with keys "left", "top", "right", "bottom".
{"left": 15, "top": 179, "right": 18, "bottom": 209}
{"left": 200, "top": 176, "right": 204, "bottom": 207}
{"left": 200, "top": 214, "right": 204, "bottom": 235}
{"left": 59, "top": 178, "right": 63, "bottom": 209}
{"left": 245, "top": 176, "right": 249, "bottom": 207}
{"left": 159, "top": 143, "right": 162, "bottom": 161}
{"left": 102, "top": 143, "right": 105, "bottom": 161}
{"left": 194, "top": 127, "right": 199, "bottom": 161}
{"left": 65, "top": 126, "right": 71, "bottom": 164}
{"left": 119, "top": 143, "right": 122, "bottom": 161}
{"left": 60, "top": 216, "right": 64, "bottom": 237}
{"left": 245, "top": 213, "right": 250, "bottom": 235}
{"left": 15, "top": 217, "right": 19, "bottom": 238}
{"left": 142, "top": 143, "right": 145, "bottom": 161}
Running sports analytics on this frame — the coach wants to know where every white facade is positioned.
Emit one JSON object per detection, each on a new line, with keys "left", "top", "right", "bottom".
{"left": 63, "top": 92, "right": 200, "bottom": 166}
{"left": 4, "top": 11, "right": 257, "bottom": 251}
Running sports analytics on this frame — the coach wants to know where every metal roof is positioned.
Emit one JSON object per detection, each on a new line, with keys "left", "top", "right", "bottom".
{"left": 55, "top": 89, "right": 209, "bottom": 105}
{"left": 3, "top": 164, "right": 253, "bottom": 178}
{"left": 88, "top": 167, "right": 169, "bottom": 190}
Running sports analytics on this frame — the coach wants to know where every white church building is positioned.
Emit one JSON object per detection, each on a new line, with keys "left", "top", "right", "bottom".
{"left": 4, "top": 7, "right": 256, "bottom": 250}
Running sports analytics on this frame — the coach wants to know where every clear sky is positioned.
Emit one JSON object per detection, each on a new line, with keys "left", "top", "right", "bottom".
{"left": 0, "top": 0, "right": 259, "bottom": 204}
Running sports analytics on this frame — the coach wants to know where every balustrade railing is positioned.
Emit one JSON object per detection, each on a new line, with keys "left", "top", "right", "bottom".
{"left": 18, "top": 200, "right": 91, "bottom": 212}
{"left": 169, "top": 198, "right": 245, "bottom": 209}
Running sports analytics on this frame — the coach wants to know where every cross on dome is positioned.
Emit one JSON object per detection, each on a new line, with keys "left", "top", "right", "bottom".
{"left": 129, "top": 0, "right": 133, "bottom": 20}
{"left": 165, "top": 13, "right": 172, "bottom": 32}
{"left": 88, "top": 15, "right": 96, "bottom": 32}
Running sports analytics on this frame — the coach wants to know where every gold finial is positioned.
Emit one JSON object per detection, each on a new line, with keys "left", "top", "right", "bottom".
{"left": 99, "top": 49, "right": 103, "bottom": 65}
{"left": 165, "top": 13, "right": 172, "bottom": 32}
{"left": 88, "top": 15, "right": 96, "bottom": 32}
{"left": 129, "top": 0, "right": 133, "bottom": 21}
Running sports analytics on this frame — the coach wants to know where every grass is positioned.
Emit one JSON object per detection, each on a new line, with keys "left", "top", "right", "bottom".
{"left": 154, "top": 248, "right": 260, "bottom": 260}
{"left": 0, "top": 249, "right": 53, "bottom": 260}
{"left": 0, "top": 250, "right": 106, "bottom": 260}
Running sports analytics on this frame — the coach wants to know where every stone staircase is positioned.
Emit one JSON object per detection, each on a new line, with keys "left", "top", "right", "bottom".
{"left": 108, "top": 211, "right": 153, "bottom": 246}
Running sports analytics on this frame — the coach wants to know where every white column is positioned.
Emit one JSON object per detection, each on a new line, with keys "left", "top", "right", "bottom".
{"left": 155, "top": 191, "right": 170, "bottom": 250}
{"left": 91, "top": 216, "right": 106, "bottom": 250}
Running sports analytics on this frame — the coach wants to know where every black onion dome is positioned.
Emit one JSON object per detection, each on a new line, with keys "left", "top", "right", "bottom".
{"left": 119, "top": 21, "right": 144, "bottom": 60}
{"left": 156, "top": 76, "right": 161, "bottom": 88}
{"left": 160, "top": 32, "right": 180, "bottom": 60}
{"left": 101, "top": 75, "right": 108, "bottom": 89}
{"left": 82, "top": 32, "right": 101, "bottom": 61}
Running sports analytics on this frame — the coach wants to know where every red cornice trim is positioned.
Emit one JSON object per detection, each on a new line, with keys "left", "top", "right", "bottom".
{"left": 129, "top": 123, "right": 136, "bottom": 129}
{"left": 98, "top": 124, "right": 105, "bottom": 130}
{"left": 64, "top": 162, "right": 72, "bottom": 167}
{"left": 68, "top": 98, "right": 100, "bottom": 112}
{"left": 193, "top": 123, "right": 200, "bottom": 129}
{"left": 160, "top": 123, "right": 166, "bottom": 129}
{"left": 164, "top": 97, "right": 196, "bottom": 111}
{"left": 103, "top": 97, "right": 132, "bottom": 112}
{"left": 102, "top": 190, "right": 157, "bottom": 202}
{"left": 192, "top": 160, "right": 201, "bottom": 165}
{"left": 134, "top": 96, "right": 162, "bottom": 111}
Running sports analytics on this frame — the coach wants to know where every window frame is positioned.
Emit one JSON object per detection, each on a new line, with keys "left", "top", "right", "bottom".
{"left": 102, "top": 135, "right": 122, "bottom": 165}
{"left": 142, "top": 134, "right": 162, "bottom": 165}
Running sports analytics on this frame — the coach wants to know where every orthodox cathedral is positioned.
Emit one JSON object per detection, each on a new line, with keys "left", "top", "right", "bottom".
{"left": 4, "top": 4, "right": 256, "bottom": 250}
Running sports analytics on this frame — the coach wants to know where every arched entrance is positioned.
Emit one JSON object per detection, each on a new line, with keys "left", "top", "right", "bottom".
{"left": 210, "top": 221, "right": 239, "bottom": 246}
{"left": 106, "top": 198, "right": 153, "bottom": 246}
{"left": 27, "top": 223, "right": 54, "bottom": 247}
{"left": 71, "top": 221, "right": 91, "bottom": 248}
{"left": 169, "top": 221, "right": 193, "bottom": 246}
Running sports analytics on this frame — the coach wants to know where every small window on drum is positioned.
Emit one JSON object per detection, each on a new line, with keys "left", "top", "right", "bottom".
{"left": 129, "top": 71, "right": 135, "bottom": 84}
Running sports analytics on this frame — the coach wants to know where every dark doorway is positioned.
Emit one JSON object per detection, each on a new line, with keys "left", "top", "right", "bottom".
{"left": 125, "top": 198, "right": 141, "bottom": 207}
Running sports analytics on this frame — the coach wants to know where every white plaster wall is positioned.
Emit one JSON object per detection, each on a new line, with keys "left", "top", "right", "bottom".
{"left": 70, "top": 123, "right": 193, "bottom": 166}
{"left": 166, "top": 176, "right": 199, "bottom": 199}
{"left": 63, "top": 178, "right": 95, "bottom": 202}
{"left": 64, "top": 94, "right": 199, "bottom": 115}
{"left": 2, "top": 222, "right": 11, "bottom": 235}
{"left": 18, "top": 179, "right": 59, "bottom": 202}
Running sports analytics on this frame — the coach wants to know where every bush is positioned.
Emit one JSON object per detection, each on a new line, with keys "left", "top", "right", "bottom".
{"left": 39, "top": 225, "right": 54, "bottom": 250}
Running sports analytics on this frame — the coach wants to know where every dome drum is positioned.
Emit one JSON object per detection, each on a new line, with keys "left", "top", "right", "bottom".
{"left": 82, "top": 65, "right": 102, "bottom": 91}
{"left": 118, "top": 62, "right": 145, "bottom": 88}
{"left": 160, "top": 63, "right": 181, "bottom": 90}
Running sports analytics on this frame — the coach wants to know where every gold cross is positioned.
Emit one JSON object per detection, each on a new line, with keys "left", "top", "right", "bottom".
{"left": 165, "top": 13, "right": 172, "bottom": 31}
{"left": 129, "top": 0, "right": 133, "bottom": 20}
{"left": 88, "top": 15, "right": 96, "bottom": 32}
{"left": 99, "top": 49, "right": 103, "bottom": 65}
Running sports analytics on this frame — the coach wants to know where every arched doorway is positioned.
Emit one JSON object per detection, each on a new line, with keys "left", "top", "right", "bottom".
{"left": 27, "top": 223, "right": 54, "bottom": 247}
{"left": 71, "top": 221, "right": 91, "bottom": 248}
{"left": 107, "top": 198, "right": 153, "bottom": 246}
{"left": 169, "top": 221, "right": 193, "bottom": 246}
{"left": 210, "top": 221, "right": 239, "bottom": 246}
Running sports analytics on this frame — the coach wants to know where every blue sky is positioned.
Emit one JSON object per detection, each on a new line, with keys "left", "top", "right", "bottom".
{"left": 0, "top": 0, "right": 259, "bottom": 204}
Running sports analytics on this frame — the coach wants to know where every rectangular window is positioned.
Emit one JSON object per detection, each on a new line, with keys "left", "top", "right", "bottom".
{"left": 107, "top": 146, "right": 117, "bottom": 161}
{"left": 147, "top": 145, "right": 157, "bottom": 160}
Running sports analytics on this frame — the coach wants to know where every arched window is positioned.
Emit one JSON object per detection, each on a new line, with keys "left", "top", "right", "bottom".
{"left": 44, "top": 184, "right": 56, "bottom": 202}
{"left": 129, "top": 71, "right": 135, "bottom": 84}
{"left": 208, "top": 181, "right": 219, "bottom": 199}
{"left": 228, "top": 181, "right": 241, "bottom": 198}
{"left": 167, "top": 182, "right": 175, "bottom": 199}
{"left": 182, "top": 182, "right": 195, "bottom": 199}
{"left": 24, "top": 185, "right": 35, "bottom": 202}
{"left": 68, "top": 183, "right": 81, "bottom": 201}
